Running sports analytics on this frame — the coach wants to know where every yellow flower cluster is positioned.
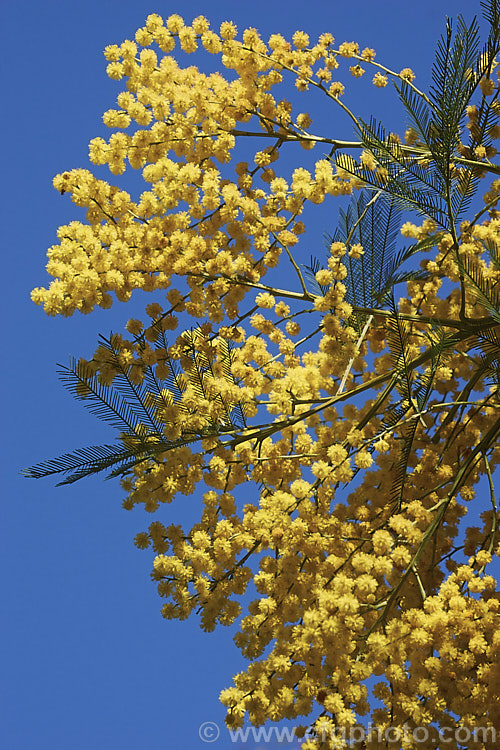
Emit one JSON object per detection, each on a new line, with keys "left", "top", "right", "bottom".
{"left": 31, "top": 12, "right": 419, "bottom": 318}
{"left": 33, "top": 12, "right": 500, "bottom": 748}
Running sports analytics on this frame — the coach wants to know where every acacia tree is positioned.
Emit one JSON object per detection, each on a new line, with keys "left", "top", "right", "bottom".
{"left": 27, "top": 2, "right": 500, "bottom": 747}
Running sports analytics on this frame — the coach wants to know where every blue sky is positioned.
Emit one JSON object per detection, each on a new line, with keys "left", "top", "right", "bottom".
{"left": 1, "top": 1, "right": 494, "bottom": 749}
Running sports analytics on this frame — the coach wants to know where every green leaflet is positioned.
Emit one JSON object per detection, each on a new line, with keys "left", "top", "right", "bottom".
{"left": 23, "top": 329, "right": 247, "bottom": 484}
{"left": 303, "top": 190, "right": 435, "bottom": 333}
{"left": 335, "top": 7, "right": 500, "bottom": 224}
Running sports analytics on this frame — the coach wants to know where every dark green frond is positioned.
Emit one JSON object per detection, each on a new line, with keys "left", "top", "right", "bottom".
{"left": 27, "top": 323, "right": 249, "bottom": 485}
{"left": 326, "top": 191, "right": 404, "bottom": 313}
{"left": 223, "top": 342, "right": 248, "bottom": 427}
{"left": 358, "top": 117, "right": 445, "bottom": 193}
{"left": 333, "top": 160, "right": 444, "bottom": 223}
{"left": 385, "top": 299, "right": 413, "bottom": 400}
{"left": 474, "top": 334, "right": 500, "bottom": 388}
{"left": 181, "top": 329, "right": 214, "bottom": 401}
{"left": 429, "top": 15, "right": 481, "bottom": 166}
{"left": 426, "top": 8, "right": 500, "bottom": 222}
{"left": 471, "top": 14, "right": 500, "bottom": 88}
{"left": 471, "top": 329, "right": 500, "bottom": 385}
{"left": 382, "top": 402, "right": 410, "bottom": 430}
{"left": 413, "top": 330, "right": 447, "bottom": 411}
{"left": 22, "top": 442, "right": 150, "bottom": 485}
{"left": 302, "top": 256, "right": 329, "bottom": 297}
{"left": 377, "top": 235, "right": 439, "bottom": 304}
{"left": 335, "top": 120, "right": 449, "bottom": 224}
{"left": 459, "top": 253, "right": 500, "bottom": 323}
{"left": 320, "top": 194, "right": 439, "bottom": 329}
{"left": 333, "top": 190, "right": 402, "bottom": 310}
{"left": 482, "top": 358, "right": 500, "bottom": 391}
{"left": 450, "top": 168, "right": 480, "bottom": 220}
{"left": 94, "top": 335, "right": 165, "bottom": 437}
{"left": 139, "top": 323, "right": 188, "bottom": 404}
{"left": 57, "top": 359, "right": 152, "bottom": 437}
{"left": 395, "top": 82, "right": 435, "bottom": 146}
{"left": 481, "top": 0, "right": 500, "bottom": 26}
{"left": 352, "top": 7, "right": 499, "bottom": 225}
{"left": 390, "top": 420, "right": 420, "bottom": 509}
{"left": 21, "top": 425, "right": 220, "bottom": 485}
{"left": 387, "top": 329, "right": 446, "bottom": 509}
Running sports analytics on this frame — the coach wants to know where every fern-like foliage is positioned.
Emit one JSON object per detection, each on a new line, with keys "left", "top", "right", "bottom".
{"left": 389, "top": 327, "right": 451, "bottom": 507}
{"left": 458, "top": 249, "right": 500, "bottom": 324}
{"left": 23, "top": 328, "right": 247, "bottom": 484}
{"left": 385, "top": 296, "right": 413, "bottom": 402}
{"left": 429, "top": 15, "right": 481, "bottom": 169}
{"left": 336, "top": 121, "right": 450, "bottom": 225}
{"left": 302, "top": 255, "right": 334, "bottom": 298}
{"left": 470, "top": 328, "right": 500, "bottom": 391}
{"left": 303, "top": 190, "right": 433, "bottom": 332}
{"left": 378, "top": 235, "right": 439, "bottom": 301}
{"left": 23, "top": 440, "right": 174, "bottom": 486}
{"left": 335, "top": 8, "right": 500, "bottom": 225}
{"left": 57, "top": 355, "right": 164, "bottom": 439}
{"left": 334, "top": 191, "right": 402, "bottom": 306}
{"left": 332, "top": 191, "right": 434, "bottom": 309}
{"left": 481, "top": 0, "right": 500, "bottom": 26}
{"left": 180, "top": 328, "right": 248, "bottom": 429}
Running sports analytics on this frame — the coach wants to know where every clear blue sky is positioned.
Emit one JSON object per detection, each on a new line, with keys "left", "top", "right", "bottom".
{"left": 1, "top": 1, "right": 493, "bottom": 749}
